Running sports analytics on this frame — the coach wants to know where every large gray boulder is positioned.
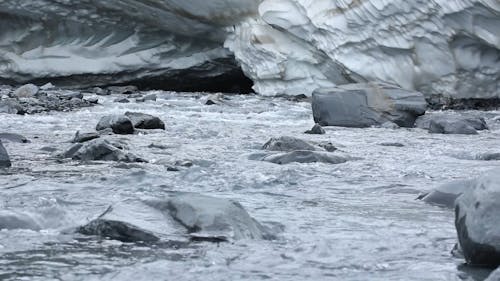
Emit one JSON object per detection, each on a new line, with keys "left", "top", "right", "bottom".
{"left": 0, "top": 133, "right": 30, "bottom": 143}
{"left": 416, "top": 114, "right": 488, "bottom": 135}
{"left": 262, "top": 150, "right": 348, "bottom": 165}
{"left": 263, "top": 136, "right": 321, "bottom": 152}
{"left": 312, "top": 82, "right": 426, "bottom": 128}
{"left": 455, "top": 170, "right": 500, "bottom": 267}
{"left": 421, "top": 179, "right": 474, "bottom": 209}
{"left": 166, "top": 193, "right": 273, "bottom": 241}
{"left": 78, "top": 200, "right": 176, "bottom": 242}
{"left": 96, "top": 115, "right": 134, "bottom": 134}
{"left": 0, "top": 140, "right": 11, "bottom": 168}
{"left": 62, "top": 139, "right": 144, "bottom": 162}
{"left": 78, "top": 193, "right": 273, "bottom": 242}
{"left": 12, "top": 84, "right": 39, "bottom": 98}
{"left": 125, "top": 112, "right": 165, "bottom": 130}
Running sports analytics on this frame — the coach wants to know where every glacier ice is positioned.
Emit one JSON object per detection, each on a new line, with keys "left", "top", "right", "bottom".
{"left": 0, "top": 0, "right": 499, "bottom": 100}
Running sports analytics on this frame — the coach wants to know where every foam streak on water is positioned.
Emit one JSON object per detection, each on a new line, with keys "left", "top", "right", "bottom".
{"left": 1, "top": 92, "right": 499, "bottom": 280}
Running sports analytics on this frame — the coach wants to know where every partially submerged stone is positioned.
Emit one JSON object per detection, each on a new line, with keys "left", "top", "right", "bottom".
{"left": 263, "top": 136, "right": 321, "bottom": 152}
{"left": 0, "top": 133, "right": 30, "bottom": 143}
{"left": 262, "top": 150, "right": 348, "bottom": 165}
{"left": 72, "top": 131, "right": 100, "bottom": 143}
{"left": 421, "top": 179, "right": 474, "bottom": 208}
{"left": 0, "top": 140, "right": 11, "bottom": 168}
{"left": 455, "top": 170, "right": 500, "bottom": 267}
{"left": 312, "top": 82, "right": 426, "bottom": 128}
{"left": 416, "top": 114, "right": 488, "bottom": 135}
{"left": 125, "top": 112, "right": 165, "bottom": 130}
{"left": 12, "top": 84, "right": 39, "bottom": 98}
{"left": 305, "top": 124, "right": 326, "bottom": 135}
{"left": 96, "top": 115, "right": 134, "bottom": 134}
{"left": 0, "top": 210, "right": 40, "bottom": 230}
{"left": 62, "top": 139, "right": 144, "bottom": 162}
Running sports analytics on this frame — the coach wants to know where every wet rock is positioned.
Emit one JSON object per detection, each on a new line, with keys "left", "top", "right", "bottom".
{"left": 263, "top": 136, "right": 321, "bottom": 152}
{"left": 166, "top": 193, "right": 274, "bottom": 241}
{"left": 203, "top": 93, "right": 225, "bottom": 105}
{"left": 476, "top": 153, "right": 500, "bottom": 161}
{"left": 317, "top": 142, "right": 337, "bottom": 152}
{"left": 305, "top": 124, "right": 325, "bottom": 135}
{"left": 92, "top": 87, "right": 109, "bottom": 96}
{"left": 60, "top": 92, "right": 83, "bottom": 100}
{"left": 12, "top": 84, "right": 39, "bottom": 98}
{"left": 455, "top": 170, "right": 500, "bottom": 267}
{"left": 262, "top": 150, "right": 348, "bottom": 165}
{"left": 486, "top": 267, "right": 500, "bottom": 281}
{"left": 78, "top": 200, "right": 174, "bottom": 242}
{"left": 416, "top": 114, "right": 488, "bottom": 135}
{"left": 0, "top": 210, "right": 40, "bottom": 230}
{"left": 381, "top": 121, "right": 400, "bottom": 129}
{"left": 63, "top": 139, "right": 145, "bottom": 162}
{"left": 125, "top": 112, "right": 165, "bottom": 130}
{"left": 429, "top": 119, "right": 478, "bottom": 135}
{"left": 114, "top": 97, "right": 130, "bottom": 103}
{"left": 96, "top": 115, "right": 134, "bottom": 134}
{"left": 40, "top": 83, "right": 54, "bottom": 90}
{"left": 379, "top": 142, "right": 405, "bottom": 147}
{"left": 72, "top": 131, "right": 100, "bottom": 143}
{"left": 136, "top": 94, "right": 157, "bottom": 103}
{"left": 312, "top": 82, "right": 426, "bottom": 128}
{"left": 421, "top": 179, "right": 474, "bottom": 209}
{"left": 107, "top": 86, "right": 138, "bottom": 95}
{"left": 0, "top": 99, "right": 25, "bottom": 114}
{"left": 0, "top": 133, "right": 30, "bottom": 143}
{"left": 85, "top": 97, "right": 99, "bottom": 104}
{"left": 0, "top": 140, "right": 11, "bottom": 168}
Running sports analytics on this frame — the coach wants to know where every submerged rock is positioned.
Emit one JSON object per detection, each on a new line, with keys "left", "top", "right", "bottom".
{"left": 72, "top": 131, "right": 100, "bottom": 143}
{"left": 455, "top": 170, "right": 500, "bottom": 267}
{"left": 416, "top": 114, "right": 488, "bottom": 135}
{"left": 0, "top": 140, "right": 11, "bottom": 168}
{"left": 476, "top": 153, "right": 500, "bottom": 161}
{"left": 0, "top": 210, "right": 40, "bottom": 230}
{"left": 96, "top": 115, "right": 134, "bottom": 135}
{"left": 305, "top": 124, "right": 325, "bottom": 135}
{"left": 0, "top": 99, "right": 24, "bottom": 114}
{"left": 136, "top": 94, "right": 157, "bottom": 103}
{"left": 312, "top": 83, "right": 426, "bottom": 128}
{"left": 421, "top": 179, "right": 474, "bottom": 209}
{"left": 78, "top": 200, "right": 175, "bottom": 242}
{"left": 0, "top": 133, "right": 30, "bottom": 143}
{"left": 62, "top": 139, "right": 144, "bottom": 163}
{"left": 114, "top": 98, "right": 130, "bottom": 103}
{"left": 263, "top": 136, "right": 320, "bottom": 152}
{"left": 262, "top": 150, "right": 348, "bottom": 165}
{"left": 78, "top": 193, "right": 273, "bottom": 242}
{"left": 166, "top": 193, "right": 273, "bottom": 241}
{"left": 125, "top": 112, "right": 165, "bottom": 130}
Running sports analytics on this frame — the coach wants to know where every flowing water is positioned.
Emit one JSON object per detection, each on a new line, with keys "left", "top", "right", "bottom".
{"left": 1, "top": 92, "right": 499, "bottom": 280}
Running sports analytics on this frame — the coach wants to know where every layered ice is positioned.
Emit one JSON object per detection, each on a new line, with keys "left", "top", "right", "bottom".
{"left": 1, "top": 0, "right": 499, "bottom": 99}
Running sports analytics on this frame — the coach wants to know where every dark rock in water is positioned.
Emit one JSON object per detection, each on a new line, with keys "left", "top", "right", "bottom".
{"left": 317, "top": 142, "right": 337, "bottom": 152}
{"left": 263, "top": 136, "right": 321, "bottom": 152}
{"left": 12, "top": 84, "right": 38, "bottom": 98}
{"left": 77, "top": 200, "right": 175, "bottom": 242}
{"left": 125, "top": 112, "right": 165, "bottom": 130}
{"left": 429, "top": 119, "right": 478, "bottom": 135}
{"left": 0, "top": 99, "right": 25, "bottom": 114}
{"left": 421, "top": 179, "right": 474, "bottom": 208}
{"left": 96, "top": 115, "right": 134, "bottom": 134}
{"left": 72, "top": 131, "right": 100, "bottom": 143}
{"left": 476, "top": 153, "right": 500, "bottom": 161}
{"left": 305, "top": 124, "right": 326, "bottom": 135}
{"left": 455, "top": 170, "right": 500, "bottom": 267}
{"left": 486, "top": 267, "right": 500, "bottom": 281}
{"left": 262, "top": 150, "right": 348, "bottom": 165}
{"left": 0, "top": 133, "right": 30, "bottom": 143}
{"left": 379, "top": 142, "right": 405, "bottom": 147}
{"left": 78, "top": 193, "right": 273, "bottom": 243}
{"left": 136, "top": 94, "right": 157, "bottom": 103}
{"left": 415, "top": 114, "right": 488, "bottom": 134}
{"left": 85, "top": 97, "right": 99, "bottom": 104}
{"left": 114, "top": 97, "right": 130, "bottom": 103}
{"left": 0, "top": 210, "right": 40, "bottom": 230}
{"left": 203, "top": 93, "right": 225, "bottom": 105}
{"left": 60, "top": 92, "right": 84, "bottom": 100}
{"left": 312, "top": 82, "right": 426, "bottom": 128}
{"left": 166, "top": 193, "right": 274, "bottom": 241}
{"left": 0, "top": 140, "right": 11, "bottom": 168}
{"left": 63, "top": 139, "right": 145, "bottom": 162}
{"left": 205, "top": 99, "right": 217, "bottom": 105}
{"left": 108, "top": 86, "right": 138, "bottom": 95}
